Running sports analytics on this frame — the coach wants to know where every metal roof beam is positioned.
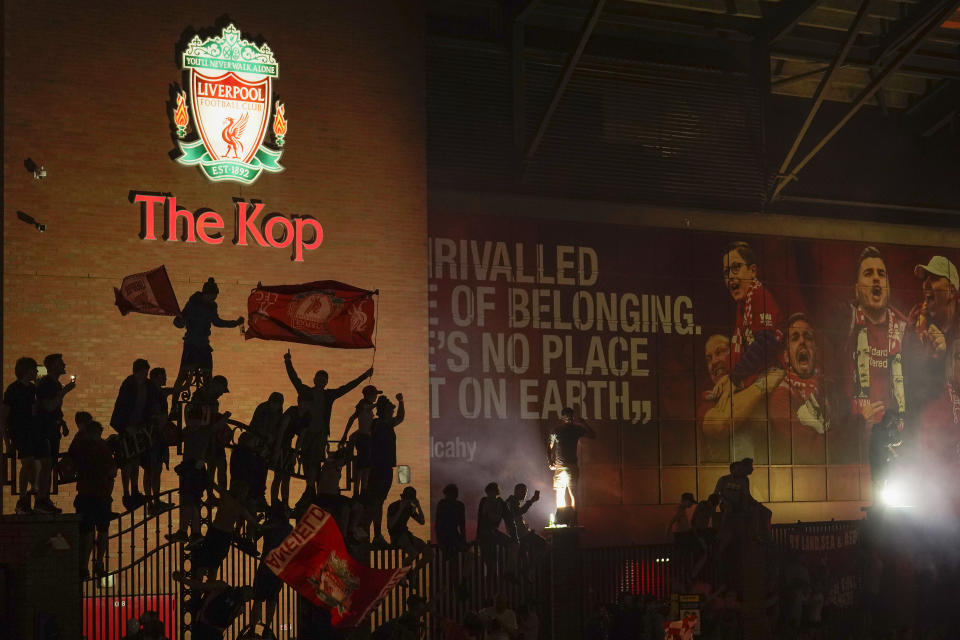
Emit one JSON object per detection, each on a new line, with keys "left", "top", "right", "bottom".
{"left": 525, "top": 0, "right": 607, "bottom": 164}
{"left": 757, "top": 0, "right": 823, "bottom": 44}
{"left": 773, "top": 0, "right": 872, "bottom": 196}
{"left": 770, "top": 0, "right": 960, "bottom": 201}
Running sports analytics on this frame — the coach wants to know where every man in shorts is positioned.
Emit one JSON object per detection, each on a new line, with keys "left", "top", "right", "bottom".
{"left": 70, "top": 421, "right": 117, "bottom": 578}
{"left": 2, "top": 357, "right": 40, "bottom": 514}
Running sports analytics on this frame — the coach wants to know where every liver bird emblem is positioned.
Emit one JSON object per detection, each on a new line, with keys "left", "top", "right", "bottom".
{"left": 221, "top": 112, "right": 249, "bottom": 159}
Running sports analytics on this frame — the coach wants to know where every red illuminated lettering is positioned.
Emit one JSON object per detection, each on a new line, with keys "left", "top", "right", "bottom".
{"left": 234, "top": 201, "right": 267, "bottom": 247}
{"left": 134, "top": 192, "right": 324, "bottom": 260}
{"left": 293, "top": 217, "right": 323, "bottom": 262}
{"left": 264, "top": 214, "right": 294, "bottom": 249}
{"left": 196, "top": 211, "right": 224, "bottom": 245}
{"left": 163, "top": 196, "right": 196, "bottom": 243}
{"left": 131, "top": 192, "right": 165, "bottom": 240}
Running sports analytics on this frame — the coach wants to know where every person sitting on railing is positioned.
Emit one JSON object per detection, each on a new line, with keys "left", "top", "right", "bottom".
{"left": 70, "top": 420, "right": 117, "bottom": 579}
{"left": 189, "top": 481, "right": 261, "bottom": 580}
{"left": 248, "top": 504, "right": 293, "bottom": 636}
{"left": 143, "top": 367, "right": 174, "bottom": 515}
{"left": 366, "top": 392, "right": 405, "bottom": 546}
{"left": 282, "top": 349, "right": 372, "bottom": 495}
{"left": 310, "top": 446, "right": 365, "bottom": 544}
{"left": 110, "top": 358, "right": 157, "bottom": 512}
{"left": 171, "top": 570, "right": 254, "bottom": 640}
{"left": 338, "top": 384, "right": 381, "bottom": 497}
{"left": 167, "top": 376, "right": 231, "bottom": 545}
{"left": 270, "top": 393, "right": 311, "bottom": 514}
{"left": 387, "top": 486, "right": 433, "bottom": 586}
{"left": 2, "top": 356, "right": 40, "bottom": 515}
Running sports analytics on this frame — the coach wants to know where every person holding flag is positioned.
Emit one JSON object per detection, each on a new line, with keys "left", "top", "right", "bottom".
{"left": 173, "top": 277, "right": 243, "bottom": 391}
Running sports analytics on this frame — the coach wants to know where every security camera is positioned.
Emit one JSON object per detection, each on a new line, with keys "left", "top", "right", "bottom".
{"left": 16, "top": 210, "right": 46, "bottom": 232}
{"left": 34, "top": 165, "right": 47, "bottom": 180}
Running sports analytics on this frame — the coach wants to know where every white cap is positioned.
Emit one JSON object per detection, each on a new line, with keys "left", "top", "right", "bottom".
{"left": 914, "top": 256, "right": 959, "bottom": 289}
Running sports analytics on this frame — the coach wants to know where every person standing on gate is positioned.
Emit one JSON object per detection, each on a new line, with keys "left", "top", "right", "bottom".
{"left": 282, "top": 349, "right": 372, "bottom": 493}
{"left": 366, "top": 392, "right": 405, "bottom": 545}
{"left": 35, "top": 353, "right": 76, "bottom": 514}
{"left": 110, "top": 359, "right": 155, "bottom": 511}
{"left": 2, "top": 357, "right": 40, "bottom": 514}
{"left": 172, "top": 277, "right": 243, "bottom": 392}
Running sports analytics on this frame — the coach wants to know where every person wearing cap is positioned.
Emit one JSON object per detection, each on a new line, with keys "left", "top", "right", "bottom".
{"left": 339, "top": 383, "right": 381, "bottom": 496}
{"left": 905, "top": 256, "right": 960, "bottom": 412}
{"left": 282, "top": 349, "right": 372, "bottom": 495}
{"left": 173, "top": 277, "right": 244, "bottom": 390}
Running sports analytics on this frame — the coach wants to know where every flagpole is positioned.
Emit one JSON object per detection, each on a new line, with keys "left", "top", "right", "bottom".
{"left": 369, "top": 289, "right": 380, "bottom": 379}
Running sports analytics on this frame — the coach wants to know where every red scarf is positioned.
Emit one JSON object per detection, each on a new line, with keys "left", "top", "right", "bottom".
{"left": 781, "top": 353, "right": 820, "bottom": 404}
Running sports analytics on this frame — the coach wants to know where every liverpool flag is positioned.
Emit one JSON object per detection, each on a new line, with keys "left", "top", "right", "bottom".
{"left": 244, "top": 281, "right": 376, "bottom": 348}
{"left": 266, "top": 506, "right": 409, "bottom": 627}
{"left": 114, "top": 265, "right": 181, "bottom": 316}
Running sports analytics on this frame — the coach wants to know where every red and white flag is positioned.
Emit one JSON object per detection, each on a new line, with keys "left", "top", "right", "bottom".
{"left": 266, "top": 506, "right": 409, "bottom": 627}
{"left": 244, "top": 280, "right": 376, "bottom": 348}
{"left": 114, "top": 265, "right": 181, "bottom": 316}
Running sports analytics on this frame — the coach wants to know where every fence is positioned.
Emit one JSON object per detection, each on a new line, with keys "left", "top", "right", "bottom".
{"left": 72, "top": 504, "right": 863, "bottom": 639}
{"left": 78, "top": 498, "right": 552, "bottom": 640}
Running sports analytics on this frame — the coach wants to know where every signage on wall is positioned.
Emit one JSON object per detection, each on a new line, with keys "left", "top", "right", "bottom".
{"left": 172, "top": 24, "right": 287, "bottom": 184}
{"left": 130, "top": 192, "right": 322, "bottom": 262}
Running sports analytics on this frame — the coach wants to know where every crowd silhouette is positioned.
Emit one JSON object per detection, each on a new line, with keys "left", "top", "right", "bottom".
{"left": 1, "top": 277, "right": 555, "bottom": 640}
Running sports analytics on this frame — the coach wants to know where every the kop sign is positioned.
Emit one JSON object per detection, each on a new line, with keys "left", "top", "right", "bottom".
{"left": 172, "top": 24, "right": 287, "bottom": 185}
{"left": 136, "top": 24, "right": 322, "bottom": 262}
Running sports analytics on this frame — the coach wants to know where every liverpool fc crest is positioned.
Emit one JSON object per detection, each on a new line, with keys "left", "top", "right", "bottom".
{"left": 172, "top": 24, "right": 287, "bottom": 184}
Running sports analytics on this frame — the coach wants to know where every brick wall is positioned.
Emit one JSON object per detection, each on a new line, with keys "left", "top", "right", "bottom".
{"left": 3, "top": 2, "right": 430, "bottom": 534}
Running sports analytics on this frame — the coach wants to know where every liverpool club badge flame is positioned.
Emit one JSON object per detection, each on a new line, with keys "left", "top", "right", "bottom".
{"left": 273, "top": 101, "right": 287, "bottom": 146}
{"left": 173, "top": 91, "right": 189, "bottom": 138}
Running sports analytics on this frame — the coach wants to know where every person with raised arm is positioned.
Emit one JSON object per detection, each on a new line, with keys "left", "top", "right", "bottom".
{"left": 282, "top": 349, "right": 372, "bottom": 494}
